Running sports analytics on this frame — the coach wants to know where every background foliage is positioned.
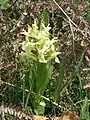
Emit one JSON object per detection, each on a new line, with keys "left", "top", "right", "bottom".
{"left": 0, "top": 0, "right": 90, "bottom": 119}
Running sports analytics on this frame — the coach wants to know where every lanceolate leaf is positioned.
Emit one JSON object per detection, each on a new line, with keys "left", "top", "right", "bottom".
{"left": 35, "top": 63, "right": 52, "bottom": 102}
{"left": 54, "top": 60, "right": 65, "bottom": 102}
{"left": 80, "top": 96, "right": 90, "bottom": 120}
{"left": 42, "top": 9, "right": 50, "bottom": 26}
{"left": 75, "top": 52, "right": 84, "bottom": 74}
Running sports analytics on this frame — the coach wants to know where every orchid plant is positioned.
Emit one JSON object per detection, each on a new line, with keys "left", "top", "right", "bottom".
{"left": 19, "top": 19, "right": 60, "bottom": 114}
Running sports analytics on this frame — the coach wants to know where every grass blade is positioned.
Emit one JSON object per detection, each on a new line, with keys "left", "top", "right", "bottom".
{"left": 54, "top": 60, "right": 65, "bottom": 102}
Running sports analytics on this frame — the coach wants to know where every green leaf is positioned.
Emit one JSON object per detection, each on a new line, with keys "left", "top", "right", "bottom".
{"left": 0, "top": 0, "right": 11, "bottom": 10}
{"left": 54, "top": 60, "right": 65, "bottom": 102}
{"left": 83, "top": 11, "right": 90, "bottom": 23}
{"left": 42, "top": 9, "right": 50, "bottom": 26}
{"left": 35, "top": 63, "right": 52, "bottom": 102}
{"left": 36, "top": 101, "right": 46, "bottom": 115}
{"left": 75, "top": 52, "right": 84, "bottom": 74}
{"left": 80, "top": 96, "right": 90, "bottom": 120}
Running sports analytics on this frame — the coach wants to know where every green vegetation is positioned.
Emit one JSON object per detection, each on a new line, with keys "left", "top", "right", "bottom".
{"left": 83, "top": 11, "right": 90, "bottom": 23}
{"left": 0, "top": 0, "right": 90, "bottom": 119}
